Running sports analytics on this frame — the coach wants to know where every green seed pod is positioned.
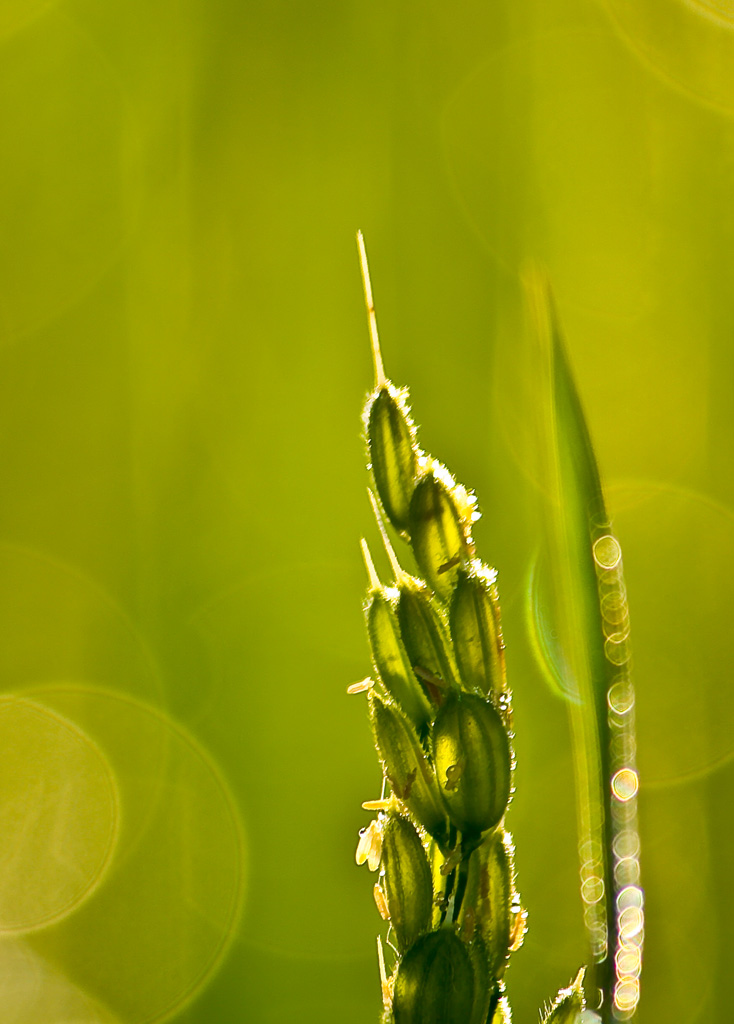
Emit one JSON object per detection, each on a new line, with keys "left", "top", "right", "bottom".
{"left": 432, "top": 692, "right": 512, "bottom": 837}
{"left": 381, "top": 813, "right": 433, "bottom": 951}
{"left": 408, "top": 467, "right": 475, "bottom": 600}
{"left": 450, "top": 565, "right": 506, "bottom": 697}
{"left": 366, "top": 384, "right": 419, "bottom": 535}
{"left": 366, "top": 588, "right": 433, "bottom": 731}
{"left": 541, "top": 970, "right": 586, "bottom": 1024}
{"left": 393, "top": 929, "right": 475, "bottom": 1024}
{"left": 466, "top": 934, "right": 496, "bottom": 1024}
{"left": 368, "top": 691, "right": 448, "bottom": 844}
{"left": 461, "top": 829, "right": 519, "bottom": 979}
{"left": 397, "top": 575, "right": 458, "bottom": 696}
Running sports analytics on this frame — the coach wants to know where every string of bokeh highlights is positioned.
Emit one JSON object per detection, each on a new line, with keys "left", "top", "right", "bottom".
{"left": 592, "top": 533, "right": 643, "bottom": 1021}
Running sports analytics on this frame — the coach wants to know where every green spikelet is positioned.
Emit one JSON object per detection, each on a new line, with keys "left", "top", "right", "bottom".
{"left": 368, "top": 691, "right": 448, "bottom": 845}
{"left": 364, "top": 560, "right": 434, "bottom": 731}
{"left": 460, "top": 828, "right": 524, "bottom": 980}
{"left": 381, "top": 813, "right": 433, "bottom": 951}
{"left": 366, "top": 383, "right": 419, "bottom": 536}
{"left": 450, "top": 564, "right": 506, "bottom": 696}
{"left": 432, "top": 692, "right": 513, "bottom": 838}
{"left": 396, "top": 574, "right": 458, "bottom": 695}
{"left": 392, "top": 930, "right": 475, "bottom": 1024}
{"left": 408, "top": 467, "right": 473, "bottom": 601}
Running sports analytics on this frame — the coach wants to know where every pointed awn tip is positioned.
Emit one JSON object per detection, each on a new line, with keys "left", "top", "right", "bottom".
{"left": 360, "top": 537, "right": 382, "bottom": 591}
{"left": 356, "top": 230, "right": 386, "bottom": 388}
{"left": 367, "top": 489, "right": 403, "bottom": 581}
{"left": 377, "top": 935, "right": 392, "bottom": 1009}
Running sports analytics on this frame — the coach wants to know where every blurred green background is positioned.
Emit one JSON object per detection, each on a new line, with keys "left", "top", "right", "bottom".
{"left": 0, "top": 0, "right": 732, "bottom": 1021}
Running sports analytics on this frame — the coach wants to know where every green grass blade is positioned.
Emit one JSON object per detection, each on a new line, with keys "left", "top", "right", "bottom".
{"left": 526, "top": 273, "right": 642, "bottom": 1022}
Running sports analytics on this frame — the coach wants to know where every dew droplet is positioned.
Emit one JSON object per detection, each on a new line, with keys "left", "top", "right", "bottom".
{"left": 618, "top": 905, "right": 644, "bottom": 941}
{"left": 613, "top": 829, "right": 640, "bottom": 860}
{"left": 616, "top": 885, "right": 644, "bottom": 911}
{"left": 593, "top": 535, "right": 622, "bottom": 570}
{"left": 605, "top": 633, "right": 631, "bottom": 666}
{"left": 611, "top": 768, "right": 639, "bottom": 802}
{"left": 581, "top": 875, "right": 605, "bottom": 905}
{"left": 614, "top": 858, "right": 640, "bottom": 887}
{"left": 608, "top": 680, "right": 635, "bottom": 715}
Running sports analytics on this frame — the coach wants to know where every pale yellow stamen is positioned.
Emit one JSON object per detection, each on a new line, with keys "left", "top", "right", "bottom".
{"left": 355, "top": 818, "right": 383, "bottom": 871}
{"left": 347, "top": 677, "right": 373, "bottom": 695}
{"left": 373, "top": 883, "right": 390, "bottom": 920}
{"left": 509, "top": 907, "right": 528, "bottom": 951}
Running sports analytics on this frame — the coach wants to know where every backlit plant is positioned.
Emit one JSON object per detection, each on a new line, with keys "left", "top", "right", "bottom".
{"left": 347, "top": 233, "right": 638, "bottom": 1024}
